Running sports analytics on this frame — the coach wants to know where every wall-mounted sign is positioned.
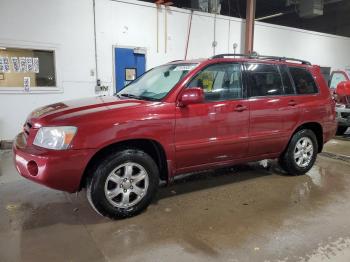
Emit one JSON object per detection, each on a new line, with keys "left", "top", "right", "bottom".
{"left": 11, "top": 57, "right": 20, "bottom": 72}
{"left": 19, "top": 57, "right": 26, "bottom": 72}
{"left": 26, "top": 57, "right": 33, "bottom": 72}
{"left": 125, "top": 68, "right": 136, "bottom": 81}
{"left": 0, "top": 57, "right": 4, "bottom": 72}
{"left": 33, "top": 57, "right": 39, "bottom": 73}
{"left": 24, "top": 77, "right": 30, "bottom": 91}
{"left": 3, "top": 57, "right": 10, "bottom": 72}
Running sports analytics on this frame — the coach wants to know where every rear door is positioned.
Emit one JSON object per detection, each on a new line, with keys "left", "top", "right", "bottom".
{"left": 175, "top": 62, "right": 249, "bottom": 170}
{"left": 245, "top": 63, "right": 300, "bottom": 157}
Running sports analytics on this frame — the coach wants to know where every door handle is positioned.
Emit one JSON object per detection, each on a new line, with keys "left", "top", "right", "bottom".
{"left": 234, "top": 105, "right": 248, "bottom": 112}
{"left": 288, "top": 100, "right": 297, "bottom": 106}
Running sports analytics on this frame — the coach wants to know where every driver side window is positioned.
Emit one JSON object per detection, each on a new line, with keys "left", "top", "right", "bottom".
{"left": 187, "top": 63, "right": 243, "bottom": 101}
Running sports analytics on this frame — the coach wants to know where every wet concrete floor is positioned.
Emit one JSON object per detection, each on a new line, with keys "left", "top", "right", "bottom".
{"left": 1, "top": 135, "right": 350, "bottom": 262}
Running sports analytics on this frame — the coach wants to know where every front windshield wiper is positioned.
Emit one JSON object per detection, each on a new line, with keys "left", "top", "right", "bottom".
{"left": 118, "top": 93, "right": 159, "bottom": 101}
{"left": 119, "top": 93, "right": 142, "bottom": 100}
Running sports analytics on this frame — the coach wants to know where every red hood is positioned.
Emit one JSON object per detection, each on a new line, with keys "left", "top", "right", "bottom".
{"left": 27, "top": 96, "right": 152, "bottom": 127}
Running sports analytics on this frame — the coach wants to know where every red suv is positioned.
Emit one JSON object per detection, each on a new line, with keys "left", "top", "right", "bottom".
{"left": 13, "top": 54, "right": 337, "bottom": 219}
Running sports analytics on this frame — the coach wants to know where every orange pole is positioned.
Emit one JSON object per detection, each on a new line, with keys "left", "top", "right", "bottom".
{"left": 245, "top": 0, "right": 256, "bottom": 54}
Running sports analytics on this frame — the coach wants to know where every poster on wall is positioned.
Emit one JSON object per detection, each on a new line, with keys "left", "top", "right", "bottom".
{"left": 24, "top": 77, "right": 30, "bottom": 92}
{"left": 0, "top": 57, "right": 4, "bottom": 72}
{"left": 26, "top": 57, "right": 33, "bottom": 72}
{"left": 19, "top": 57, "right": 26, "bottom": 72}
{"left": 3, "top": 57, "right": 10, "bottom": 72}
{"left": 11, "top": 57, "right": 20, "bottom": 72}
{"left": 33, "top": 57, "right": 39, "bottom": 73}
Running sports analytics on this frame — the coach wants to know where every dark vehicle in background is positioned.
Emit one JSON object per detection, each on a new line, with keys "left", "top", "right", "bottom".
{"left": 13, "top": 54, "right": 337, "bottom": 219}
{"left": 329, "top": 69, "right": 350, "bottom": 135}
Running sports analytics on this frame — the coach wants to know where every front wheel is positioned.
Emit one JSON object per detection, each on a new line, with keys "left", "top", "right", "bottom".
{"left": 86, "top": 148, "right": 159, "bottom": 219}
{"left": 279, "top": 129, "right": 318, "bottom": 176}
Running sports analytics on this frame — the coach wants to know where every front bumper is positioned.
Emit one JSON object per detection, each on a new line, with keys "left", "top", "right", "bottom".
{"left": 336, "top": 107, "right": 350, "bottom": 127}
{"left": 13, "top": 132, "right": 95, "bottom": 193}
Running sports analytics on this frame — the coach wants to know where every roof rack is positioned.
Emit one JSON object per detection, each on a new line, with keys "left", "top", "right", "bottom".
{"left": 210, "top": 53, "right": 311, "bottom": 65}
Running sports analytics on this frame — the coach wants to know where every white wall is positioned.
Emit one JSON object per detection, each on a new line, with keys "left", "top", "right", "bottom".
{"left": 95, "top": 0, "right": 350, "bottom": 95}
{"left": 1, "top": 0, "right": 350, "bottom": 140}
{"left": 254, "top": 22, "right": 350, "bottom": 69}
{"left": 0, "top": 0, "right": 96, "bottom": 140}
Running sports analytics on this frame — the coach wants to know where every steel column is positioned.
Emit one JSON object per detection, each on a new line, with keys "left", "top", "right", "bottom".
{"left": 245, "top": 0, "right": 256, "bottom": 54}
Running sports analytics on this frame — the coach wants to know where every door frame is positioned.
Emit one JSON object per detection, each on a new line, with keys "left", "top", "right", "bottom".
{"left": 112, "top": 45, "right": 147, "bottom": 93}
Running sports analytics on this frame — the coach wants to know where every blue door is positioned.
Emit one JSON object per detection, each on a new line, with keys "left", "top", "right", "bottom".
{"left": 114, "top": 47, "right": 146, "bottom": 92}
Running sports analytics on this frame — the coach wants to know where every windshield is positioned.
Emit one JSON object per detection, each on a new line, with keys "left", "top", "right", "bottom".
{"left": 117, "top": 63, "right": 198, "bottom": 101}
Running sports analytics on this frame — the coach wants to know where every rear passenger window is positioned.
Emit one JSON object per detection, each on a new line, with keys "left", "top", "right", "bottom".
{"left": 187, "top": 63, "right": 242, "bottom": 101}
{"left": 246, "top": 63, "right": 283, "bottom": 97}
{"left": 289, "top": 67, "right": 318, "bottom": 94}
{"left": 280, "top": 65, "right": 295, "bottom": 94}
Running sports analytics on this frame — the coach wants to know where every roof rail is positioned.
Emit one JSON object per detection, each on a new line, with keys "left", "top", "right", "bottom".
{"left": 210, "top": 53, "right": 311, "bottom": 65}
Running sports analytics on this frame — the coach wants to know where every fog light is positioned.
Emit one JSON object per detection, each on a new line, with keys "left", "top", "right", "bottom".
{"left": 27, "top": 161, "right": 38, "bottom": 176}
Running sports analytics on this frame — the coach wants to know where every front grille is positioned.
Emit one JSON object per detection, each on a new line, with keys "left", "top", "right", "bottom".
{"left": 341, "top": 112, "right": 350, "bottom": 119}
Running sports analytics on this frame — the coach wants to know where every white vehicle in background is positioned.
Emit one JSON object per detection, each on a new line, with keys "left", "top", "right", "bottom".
{"left": 329, "top": 69, "right": 350, "bottom": 135}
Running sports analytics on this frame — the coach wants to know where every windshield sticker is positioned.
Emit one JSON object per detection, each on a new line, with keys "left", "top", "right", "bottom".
{"left": 173, "top": 65, "right": 197, "bottom": 71}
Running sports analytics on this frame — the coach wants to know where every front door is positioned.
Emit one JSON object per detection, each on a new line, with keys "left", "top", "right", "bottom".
{"left": 175, "top": 63, "right": 249, "bottom": 171}
{"left": 114, "top": 47, "right": 146, "bottom": 92}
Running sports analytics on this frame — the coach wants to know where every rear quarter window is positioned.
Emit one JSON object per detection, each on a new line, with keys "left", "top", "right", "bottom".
{"left": 289, "top": 67, "right": 318, "bottom": 95}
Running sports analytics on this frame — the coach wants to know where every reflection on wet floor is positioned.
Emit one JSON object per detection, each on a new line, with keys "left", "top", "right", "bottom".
{"left": 0, "top": 137, "right": 350, "bottom": 262}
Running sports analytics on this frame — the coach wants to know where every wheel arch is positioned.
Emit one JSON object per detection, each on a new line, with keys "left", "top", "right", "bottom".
{"left": 80, "top": 139, "right": 169, "bottom": 190}
{"left": 287, "top": 122, "right": 324, "bottom": 153}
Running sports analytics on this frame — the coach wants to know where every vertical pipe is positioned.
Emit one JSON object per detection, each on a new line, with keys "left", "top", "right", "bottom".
{"left": 92, "top": 0, "right": 99, "bottom": 88}
{"left": 156, "top": 5, "right": 159, "bottom": 53}
{"left": 228, "top": 19, "right": 231, "bottom": 53}
{"left": 164, "top": 6, "right": 167, "bottom": 53}
{"left": 184, "top": 10, "right": 193, "bottom": 60}
{"left": 213, "top": 13, "right": 216, "bottom": 56}
{"left": 245, "top": 0, "right": 256, "bottom": 54}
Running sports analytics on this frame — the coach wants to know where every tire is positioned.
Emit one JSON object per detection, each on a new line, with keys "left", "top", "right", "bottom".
{"left": 279, "top": 129, "right": 318, "bottom": 176}
{"left": 86, "top": 148, "right": 159, "bottom": 219}
{"left": 336, "top": 126, "right": 348, "bottom": 136}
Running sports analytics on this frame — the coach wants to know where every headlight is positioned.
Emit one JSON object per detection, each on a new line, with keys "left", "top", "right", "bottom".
{"left": 33, "top": 126, "right": 77, "bottom": 150}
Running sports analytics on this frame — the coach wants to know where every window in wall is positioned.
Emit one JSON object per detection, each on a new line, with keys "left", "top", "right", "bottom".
{"left": 188, "top": 63, "right": 242, "bottom": 101}
{"left": 246, "top": 63, "right": 283, "bottom": 97}
{"left": 0, "top": 47, "right": 56, "bottom": 90}
{"left": 289, "top": 67, "right": 318, "bottom": 94}
{"left": 330, "top": 72, "right": 347, "bottom": 89}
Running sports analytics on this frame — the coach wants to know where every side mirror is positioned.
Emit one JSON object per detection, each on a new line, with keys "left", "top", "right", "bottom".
{"left": 178, "top": 88, "right": 205, "bottom": 107}
{"left": 336, "top": 81, "right": 350, "bottom": 96}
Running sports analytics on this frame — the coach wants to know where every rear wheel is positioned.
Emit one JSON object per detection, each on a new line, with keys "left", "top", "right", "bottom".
{"left": 279, "top": 129, "right": 318, "bottom": 176}
{"left": 336, "top": 126, "right": 348, "bottom": 135}
{"left": 86, "top": 148, "right": 159, "bottom": 219}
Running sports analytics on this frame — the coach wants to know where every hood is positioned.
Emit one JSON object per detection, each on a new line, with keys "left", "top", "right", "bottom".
{"left": 28, "top": 96, "right": 151, "bottom": 127}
